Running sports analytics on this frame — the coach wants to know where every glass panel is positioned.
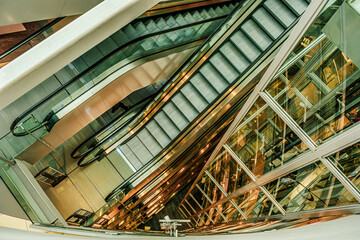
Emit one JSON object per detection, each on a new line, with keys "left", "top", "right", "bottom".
{"left": 235, "top": 188, "right": 277, "bottom": 219}
{"left": 206, "top": 207, "right": 225, "bottom": 225}
{"left": 264, "top": 161, "right": 358, "bottom": 213}
{"left": 227, "top": 98, "right": 308, "bottom": 177}
{"left": 265, "top": 0, "right": 359, "bottom": 145}
{"left": 197, "top": 174, "right": 224, "bottom": 209}
{"left": 327, "top": 142, "right": 360, "bottom": 192}
{"left": 207, "top": 148, "right": 251, "bottom": 195}
{"left": 220, "top": 200, "right": 246, "bottom": 222}
{"left": 185, "top": 196, "right": 201, "bottom": 214}
{"left": 190, "top": 186, "right": 208, "bottom": 210}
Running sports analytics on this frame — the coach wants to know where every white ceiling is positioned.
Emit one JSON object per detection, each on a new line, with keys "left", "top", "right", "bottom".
{"left": 0, "top": 0, "right": 103, "bottom": 27}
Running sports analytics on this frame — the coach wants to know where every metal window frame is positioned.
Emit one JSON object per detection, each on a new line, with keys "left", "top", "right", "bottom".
{"left": 195, "top": 184, "right": 229, "bottom": 223}
{"left": 204, "top": 170, "right": 248, "bottom": 220}
{"left": 181, "top": 0, "right": 360, "bottom": 224}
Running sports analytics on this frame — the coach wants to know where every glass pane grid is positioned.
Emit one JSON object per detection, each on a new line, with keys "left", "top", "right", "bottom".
{"left": 184, "top": 1, "right": 360, "bottom": 232}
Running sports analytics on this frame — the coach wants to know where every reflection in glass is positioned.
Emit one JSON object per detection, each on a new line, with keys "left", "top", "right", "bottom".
{"left": 264, "top": 161, "right": 357, "bottom": 213}
{"left": 227, "top": 98, "right": 308, "bottom": 177}
{"left": 235, "top": 188, "right": 277, "bottom": 219}
{"left": 207, "top": 148, "right": 251, "bottom": 195}
{"left": 328, "top": 142, "right": 360, "bottom": 192}
{"left": 197, "top": 174, "right": 224, "bottom": 210}
{"left": 265, "top": 0, "right": 359, "bottom": 145}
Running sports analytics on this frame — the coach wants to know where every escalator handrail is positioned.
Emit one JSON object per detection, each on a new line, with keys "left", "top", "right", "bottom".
{"left": 10, "top": 9, "right": 230, "bottom": 137}
{"left": 0, "top": 17, "right": 65, "bottom": 60}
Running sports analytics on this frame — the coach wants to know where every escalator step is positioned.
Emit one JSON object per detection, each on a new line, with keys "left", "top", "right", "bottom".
{"left": 154, "top": 111, "right": 180, "bottom": 139}
{"left": 126, "top": 136, "right": 153, "bottom": 164}
{"left": 153, "top": 34, "right": 171, "bottom": 47}
{"left": 183, "top": 12, "right": 197, "bottom": 23}
{"left": 230, "top": 30, "right": 261, "bottom": 62}
{"left": 264, "top": 0, "right": 297, "bottom": 28}
{"left": 133, "top": 21, "right": 150, "bottom": 35}
{"left": 144, "top": 19, "right": 159, "bottom": 32}
{"left": 154, "top": 17, "right": 171, "bottom": 30}
{"left": 190, "top": 73, "right": 218, "bottom": 103}
{"left": 199, "top": 63, "right": 228, "bottom": 93}
{"left": 209, "top": 52, "right": 239, "bottom": 83}
{"left": 165, "top": 15, "right": 180, "bottom": 28}
{"left": 122, "top": 24, "right": 140, "bottom": 39}
{"left": 241, "top": 19, "right": 272, "bottom": 51}
{"left": 207, "top": 8, "right": 217, "bottom": 18}
{"left": 180, "top": 82, "right": 208, "bottom": 112}
{"left": 137, "top": 128, "right": 162, "bottom": 156}
{"left": 146, "top": 120, "right": 171, "bottom": 148}
{"left": 97, "top": 38, "right": 118, "bottom": 56}
{"left": 228, "top": 3, "right": 235, "bottom": 10}
{"left": 120, "top": 144, "right": 143, "bottom": 170}
{"left": 171, "top": 92, "right": 199, "bottom": 122}
{"left": 174, "top": 13, "right": 188, "bottom": 26}
{"left": 222, "top": 4, "right": 230, "bottom": 13}
{"left": 282, "top": 0, "right": 308, "bottom": 16}
{"left": 219, "top": 41, "right": 250, "bottom": 73}
{"left": 252, "top": 8, "right": 284, "bottom": 40}
{"left": 191, "top": 10, "right": 204, "bottom": 21}
{"left": 199, "top": 9, "right": 212, "bottom": 19}
{"left": 163, "top": 101, "right": 189, "bottom": 130}
{"left": 111, "top": 30, "right": 130, "bottom": 46}
{"left": 140, "top": 38, "right": 158, "bottom": 51}
{"left": 215, "top": 6, "right": 225, "bottom": 15}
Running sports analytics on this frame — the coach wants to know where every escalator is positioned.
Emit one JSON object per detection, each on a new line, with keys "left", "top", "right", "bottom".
{"left": 79, "top": 0, "right": 311, "bottom": 230}
{"left": 102, "top": 0, "right": 309, "bottom": 191}
{"left": 4, "top": 0, "right": 239, "bottom": 161}
{"left": 113, "top": 0, "right": 309, "bottom": 171}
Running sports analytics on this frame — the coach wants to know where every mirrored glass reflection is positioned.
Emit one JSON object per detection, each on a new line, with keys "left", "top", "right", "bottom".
{"left": 264, "top": 161, "right": 358, "bottom": 213}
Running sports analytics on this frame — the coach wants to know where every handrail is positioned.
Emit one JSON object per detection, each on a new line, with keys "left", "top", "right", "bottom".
{"left": 10, "top": 7, "right": 230, "bottom": 137}
{"left": 0, "top": 17, "right": 65, "bottom": 60}
{"left": 0, "top": 1, "right": 233, "bottom": 61}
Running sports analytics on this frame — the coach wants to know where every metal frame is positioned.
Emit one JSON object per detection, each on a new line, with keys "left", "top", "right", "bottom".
{"left": 195, "top": 184, "right": 229, "bottom": 223}
{"left": 189, "top": 193, "right": 215, "bottom": 225}
{"left": 180, "top": 0, "right": 360, "bottom": 228}
{"left": 204, "top": 170, "right": 248, "bottom": 219}
{"left": 223, "top": 144, "right": 286, "bottom": 215}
